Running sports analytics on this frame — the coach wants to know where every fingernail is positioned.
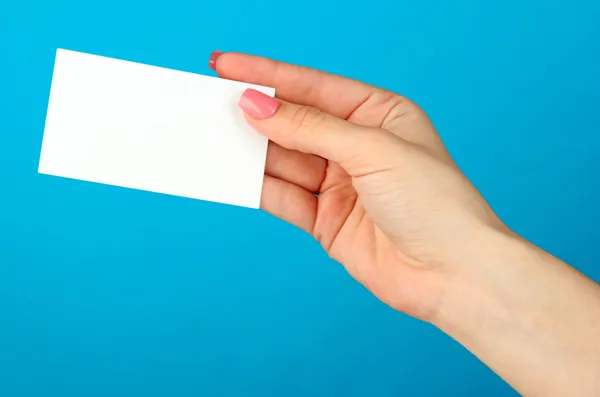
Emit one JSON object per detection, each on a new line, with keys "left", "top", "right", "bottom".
{"left": 239, "top": 89, "right": 281, "bottom": 119}
{"left": 208, "top": 51, "right": 224, "bottom": 70}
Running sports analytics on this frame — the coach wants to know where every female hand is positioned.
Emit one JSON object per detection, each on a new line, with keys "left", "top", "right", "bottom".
{"left": 211, "top": 52, "right": 600, "bottom": 397}
{"left": 212, "top": 51, "right": 505, "bottom": 322}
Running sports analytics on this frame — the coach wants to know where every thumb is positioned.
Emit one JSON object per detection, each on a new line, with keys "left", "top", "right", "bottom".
{"left": 238, "top": 88, "right": 398, "bottom": 172}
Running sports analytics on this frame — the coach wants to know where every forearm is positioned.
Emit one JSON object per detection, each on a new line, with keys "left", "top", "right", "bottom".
{"left": 434, "top": 228, "right": 600, "bottom": 397}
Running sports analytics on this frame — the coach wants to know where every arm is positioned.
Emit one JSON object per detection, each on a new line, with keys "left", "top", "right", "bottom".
{"left": 435, "top": 230, "right": 600, "bottom": 396}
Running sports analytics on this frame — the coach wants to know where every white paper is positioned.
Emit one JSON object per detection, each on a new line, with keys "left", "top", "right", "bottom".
{"left": 39, "top": 48, "right": 274, "bottom": 208}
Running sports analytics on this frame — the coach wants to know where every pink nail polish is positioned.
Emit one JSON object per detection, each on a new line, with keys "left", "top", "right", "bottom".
{"left": 239, "top": 89, "right": 281, "bottom": 119}
{"left": 208, "top": 51, "right": 224, "bottom": 70}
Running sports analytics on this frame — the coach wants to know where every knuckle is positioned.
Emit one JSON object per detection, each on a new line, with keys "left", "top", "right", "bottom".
{"left": 354, "top": 89, "right": 424, "bottom": 128}
{"left": 379, "top": 91, "right": 425, "bottom": 128}
{"left": 381, "top": 93, "right": 419, "bottom": 127}
{"left": 290, "top": 106, "right": 327, "bottom": 138}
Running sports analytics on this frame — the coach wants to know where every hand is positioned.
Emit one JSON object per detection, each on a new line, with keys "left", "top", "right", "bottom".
{"left": 212, "top": 52, "right": 506, "bottom": 321}
{"left": 212, "top": 52, "right": 600, "bottom": 397}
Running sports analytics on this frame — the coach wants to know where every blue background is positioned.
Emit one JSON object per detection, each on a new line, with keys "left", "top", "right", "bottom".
{"left": 1, "top": 0, "right": 599, "bottom": 395}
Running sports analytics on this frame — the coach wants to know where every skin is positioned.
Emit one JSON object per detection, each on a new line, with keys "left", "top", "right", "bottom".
{"left": 213, "top": 52, "right": 600, "bottom": 397}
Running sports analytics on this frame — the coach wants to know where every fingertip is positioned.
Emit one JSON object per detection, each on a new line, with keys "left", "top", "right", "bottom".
{"left": 208, "top": 50, "right": 224, "bottom": 71}
{"left": 239, "top": 88, "right": 281, "bottom": 120}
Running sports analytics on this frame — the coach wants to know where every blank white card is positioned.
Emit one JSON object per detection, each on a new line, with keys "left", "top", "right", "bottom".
{"left": 39, "top": 49, "right": 275, "bottom": 208}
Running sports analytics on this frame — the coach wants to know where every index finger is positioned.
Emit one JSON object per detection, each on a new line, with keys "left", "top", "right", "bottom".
{"left": 213, "top": 52, "right": 377, "bottom": 120}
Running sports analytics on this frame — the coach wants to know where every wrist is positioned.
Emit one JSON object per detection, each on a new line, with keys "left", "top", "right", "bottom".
{"left": 429, "top": 224, "right": 529, "bottom": 333}
{"left": 430, "top": 225, "right": 600, "bottom": 396}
